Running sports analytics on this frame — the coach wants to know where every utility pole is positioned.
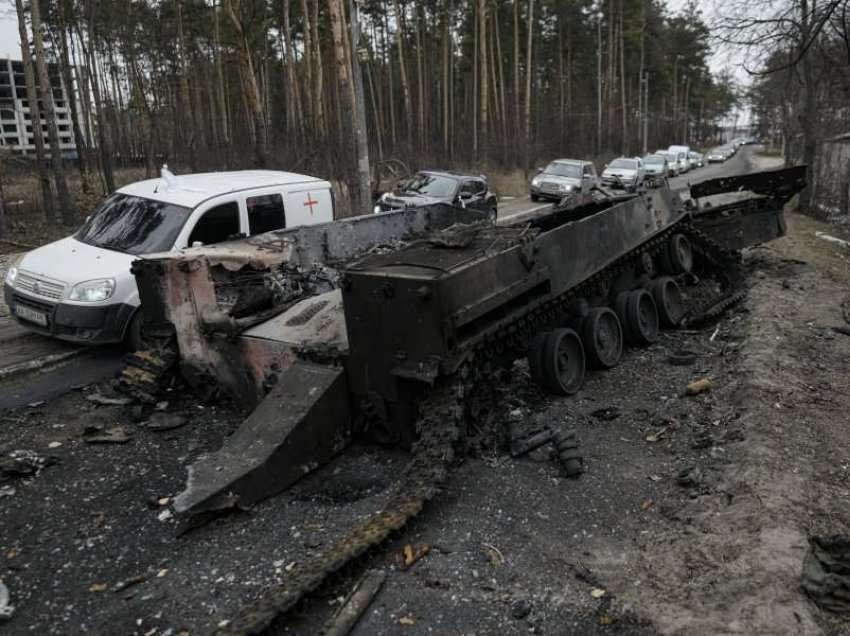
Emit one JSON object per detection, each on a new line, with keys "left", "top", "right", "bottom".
{"left": 348, "top": 0, "right": 371, "bottom": 213}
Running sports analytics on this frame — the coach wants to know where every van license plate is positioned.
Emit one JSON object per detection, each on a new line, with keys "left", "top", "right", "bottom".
{"left": 15, "top": 304, "right": 48, "bottom": 327}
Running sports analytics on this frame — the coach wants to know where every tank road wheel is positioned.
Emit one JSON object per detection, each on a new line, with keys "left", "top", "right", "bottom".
{"left": 652, "top": 277, "right": 685, "bottom": 327}
{"left": 541, "top": 328, "right": 586, "bottom": 396}
{"left": 639, "top": 251, "right": 656, "bottom": 277}
{"left": 527, "top": 332, "right": 548, "bottom": 385}
{"left": 625, "top": 289, "right": 660, "bottom": 345}
{"left": 615, "top": 291, "right": 632, "bottom": 342}
{"left": 582, "top": 307, "right": 623, "bottom": 369}
{"left": 664, "top": 233, "right": 693, "bottom": 274}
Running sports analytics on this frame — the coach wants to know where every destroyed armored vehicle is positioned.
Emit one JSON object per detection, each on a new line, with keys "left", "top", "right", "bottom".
{"left": 125, "top": 165, "right": 806, "bottom": 634}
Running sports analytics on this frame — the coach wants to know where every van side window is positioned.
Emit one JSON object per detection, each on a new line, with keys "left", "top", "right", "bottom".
{"left": 247, "top": 193, "right": 286, "bottom": 235}
{"left": 188, "top": 201, "right": 240, "bottom": 246}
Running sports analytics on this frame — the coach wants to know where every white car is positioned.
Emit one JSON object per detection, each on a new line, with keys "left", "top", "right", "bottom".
{"left": 601, "top": 157, "right": 645, "bottom": 192}
{"left": 4, "top": 168, "right": 335, "bottom": 349}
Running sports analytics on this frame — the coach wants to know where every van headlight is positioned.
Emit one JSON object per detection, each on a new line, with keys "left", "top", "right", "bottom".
{"left": 69, "top": 278, "right": 115, "bottom": 302}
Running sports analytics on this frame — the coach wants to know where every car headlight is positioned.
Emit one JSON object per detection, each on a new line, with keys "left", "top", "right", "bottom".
{"left": 5, "top": 265, "right": 18, "bottom": 286}
{"left": 531, "top": 176, "right": 542, "bottom": 187}
{"left": 373, "top": 205, "right": 381, "bottom": 214}
{"left": 4, "top": 254, "right": 23, "bottom": 287}
{"left": 69, "top": 278, "right": 115, "bottom": 302}
{"left": 560, "top": 184, "right": 574, "bottom": 192}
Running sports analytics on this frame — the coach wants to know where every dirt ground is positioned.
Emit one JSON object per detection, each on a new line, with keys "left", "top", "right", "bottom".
{"left": 3, "top": 160, "right": 850, "bottom": 635}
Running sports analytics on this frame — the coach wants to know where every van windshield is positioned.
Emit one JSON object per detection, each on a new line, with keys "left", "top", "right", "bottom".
{"left": 75, "top": 193, "right": 192, "bottom": 255}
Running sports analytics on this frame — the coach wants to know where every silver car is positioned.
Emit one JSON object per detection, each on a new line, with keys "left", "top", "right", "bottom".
{"left": 643, "top": 154, "right": 669, "bottom": 186}
{"left": 706, "top": 147, "right": 726, "bottom": 163}
{"left": 530, "top": 160, "right": 598, "bottom": 202}
{"left": 601, "top": 157, "right": 645, "bottom": 192}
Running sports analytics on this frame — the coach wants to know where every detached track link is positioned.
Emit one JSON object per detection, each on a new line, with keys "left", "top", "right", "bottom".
{"left": 215, "top": 216, "right": 744, "bottom": 634}
{"left": 217, "top": 380, "right": 464, "bottom": 636}
{"left": 678, "top": 224, "right": 746, "bottom": 325}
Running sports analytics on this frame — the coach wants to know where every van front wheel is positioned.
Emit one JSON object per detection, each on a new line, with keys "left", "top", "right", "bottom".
{"left": 124, "top": 310, "right": 145, "bottom": 352}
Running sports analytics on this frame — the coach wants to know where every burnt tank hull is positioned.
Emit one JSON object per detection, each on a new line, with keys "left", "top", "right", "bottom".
{"left": 343, "top": 188, "right": 684, "bottom": 406}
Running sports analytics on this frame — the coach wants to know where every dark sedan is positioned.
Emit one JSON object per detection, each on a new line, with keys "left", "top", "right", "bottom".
{"left": 374, "top": 170, "right": 498, "bottom": 220}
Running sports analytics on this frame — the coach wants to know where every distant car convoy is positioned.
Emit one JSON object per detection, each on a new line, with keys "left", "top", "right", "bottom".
{"left": 4, "top": 137, "right": 756, "bottom": 348}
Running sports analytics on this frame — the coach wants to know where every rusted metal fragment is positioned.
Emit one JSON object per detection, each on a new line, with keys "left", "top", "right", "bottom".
{"left": 172, "top": 361, "right": 351, "bottom": 515}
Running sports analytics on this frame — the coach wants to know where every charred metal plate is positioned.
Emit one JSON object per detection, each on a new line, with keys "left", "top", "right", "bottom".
{"left": 690, "top": 165, "right": 806, "bottom": 202}
{"left": 172, "top": 361, "right": 350, "bottom": 515}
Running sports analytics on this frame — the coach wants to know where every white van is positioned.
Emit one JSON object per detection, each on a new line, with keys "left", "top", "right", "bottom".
{"left": 4, "top": 168, "right": 335, "bottom": 348}
{"left": 667, "top": 145, "right": 691, "bottom": 174}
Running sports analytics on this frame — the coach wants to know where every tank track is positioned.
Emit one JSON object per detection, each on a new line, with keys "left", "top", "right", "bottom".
{"left": 216, "top": 378, "right": 465, "bottom": 635}
{"left": 215, "top": 215, "right": 744, "bottom": 633}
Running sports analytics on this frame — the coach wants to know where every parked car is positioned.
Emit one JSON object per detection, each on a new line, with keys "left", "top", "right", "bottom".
{"left": 656, "top": 150, "right": 680, "bottom": 176}
{"left": 530, "top": 159, "right": 598, "bottom": 202}
{"left": 668, "top": 145, "right": 692, "bottom": 173}
{"left": 374, "top": 170, "right": 497, "bottom": 219}
{"left": 601, "top": 157, "right": 645, "bottom": 192}
{"left": 706, "top": 147, "right": 727, "bottom": 163}
{"left": 688, "top": 151, "right": 704, "bottom": 169}
{"left": 719, "top": 145, "right": 735, "bottom": 159}
{"left": 4, "top": 168, "right": 335, "bottom": 350}
{"left": 643, "top": 154, "right": 670, "bottom": 185}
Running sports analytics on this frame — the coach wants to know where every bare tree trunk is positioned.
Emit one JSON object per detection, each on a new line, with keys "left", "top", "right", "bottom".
{"left": 619, "top": 1, "right": 627, "bottom": 152}
{"left": 524, "top": 0, "right": 534, "bottom": 164}
{"left": 328, "top": 0, "right": 360, "bottom": 213}
{"left": 472, "top": 2, "right": 478, "bottom": 157}
{"left": 441, "top": 1, "right": 450, "bottom": 155}
{"left": 799, "top": 0, "right": 817, "bottom": 210}
{"left": 311, "top": 0, "right": 327, "bottom": 138}
{"left": 513, "top": 0, "right": 520, "bottom": 149}
{"left": 225, "top": 0, "right": 269, "bottom": 167}
{"left": 348, "top": 0, "right": 372, "bottom": 213}
{"left": 16, "top": 0, "right": 55, "bottom": 221}
{"left": 29, "top": 0, "right": 76, "bottom": 222}
{"left": 58, "top": 0, "right": 91, "bottom": 193}
{"left": 78, "top": 11, "right": 115, "bottom": 193}
{"left": 213, "top": 0, "right": 230, "bottom": 164}
{"left": 479, "top": 0, "right": 488, "bottom": 162}
{"left": 282, "top": 0, "right": 303, "bottom": 138}
{"left": 392, "top": 0, "right": 413, "bottom": 150}
{"left": 176, "top": 0, "right": 197, "bottom": 170}
{"left": 414, "top": 5, "right": 425, "bottom": 151}
{"left": 493, "top": 4, "right": 507, "bottom": 149}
